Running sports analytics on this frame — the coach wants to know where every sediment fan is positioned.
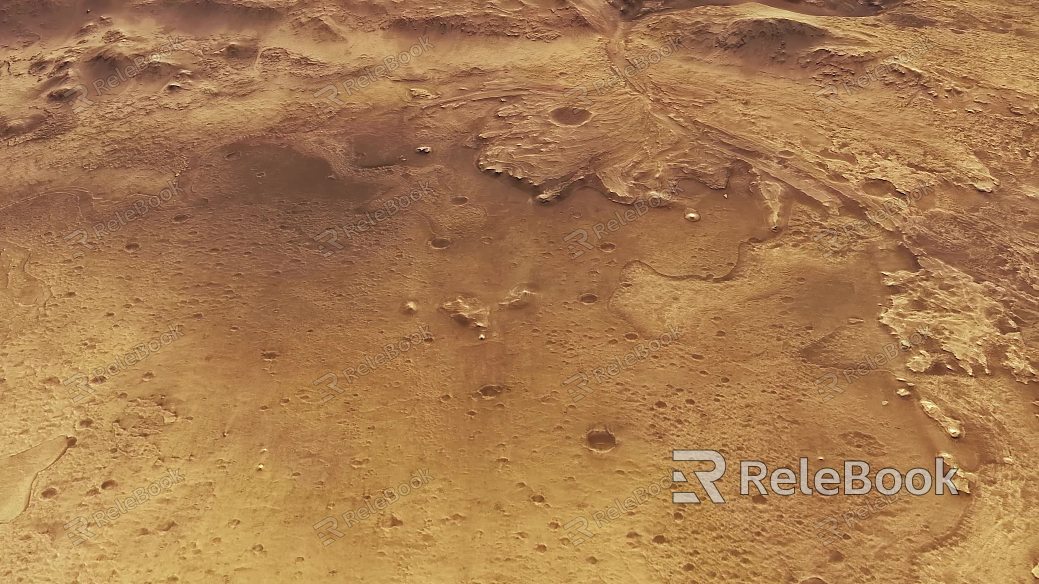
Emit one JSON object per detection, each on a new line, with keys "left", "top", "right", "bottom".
{"left": 0, "top": 0, "right": 1035, "bottom": 581}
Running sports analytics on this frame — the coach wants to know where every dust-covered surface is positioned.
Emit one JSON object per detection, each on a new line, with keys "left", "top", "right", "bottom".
{"left": 1, "top": 0, "right": 1037, "bottom": 582}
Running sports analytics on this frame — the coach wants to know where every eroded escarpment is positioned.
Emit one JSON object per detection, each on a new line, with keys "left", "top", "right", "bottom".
{"left": 0, "top": 0, "right": 1036, "bottom": 582}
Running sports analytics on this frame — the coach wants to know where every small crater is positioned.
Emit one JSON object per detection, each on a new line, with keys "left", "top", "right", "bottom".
{"left": 124, "top": 242, "right": 140, "bottom": 252}
{"left": 550, "top": 106, "right": 593, "bottom": 126}
{"left": 100, "top": 479, "right": 118, "bottom": 490}
{"left": 451, "top": 195, "right": 469, "bottom": 205}
{"left": 586, "top": 428, "right": 617, "bottom": 452}
{"left": 477, "top": 384, "right": 506, "bottom": 399}
{"left": 579, "top": 293, "right": 598, "bottom": 304}
{"left": 40, "top": 487, "right": 59, "bottom": 499}
{"left": 429, "top": 237, "right": 451, "bottom": 250}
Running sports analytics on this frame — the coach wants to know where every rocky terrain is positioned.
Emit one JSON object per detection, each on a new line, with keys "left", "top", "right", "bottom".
{"left": 0, "top": 0, "right": 1037, "bottom": 582}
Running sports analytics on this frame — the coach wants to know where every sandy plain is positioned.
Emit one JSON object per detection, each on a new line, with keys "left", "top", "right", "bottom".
{"left": 0, "top": 0, "right": 1037, "bottom": 582}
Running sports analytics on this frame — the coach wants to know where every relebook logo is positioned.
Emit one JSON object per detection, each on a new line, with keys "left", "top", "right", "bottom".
{"left": 671, "top": 450, "right": 961, "bottom": 504}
